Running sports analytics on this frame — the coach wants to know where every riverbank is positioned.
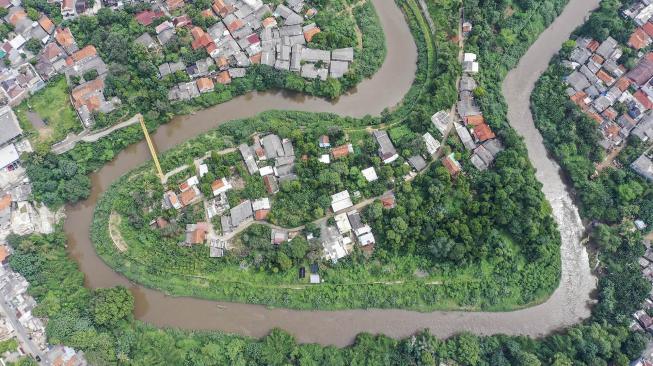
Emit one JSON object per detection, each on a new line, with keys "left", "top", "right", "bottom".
{"left": 51, "top": 0, "right": 599, "bottom": 348}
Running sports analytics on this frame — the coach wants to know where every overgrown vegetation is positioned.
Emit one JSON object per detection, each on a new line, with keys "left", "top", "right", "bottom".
{"left": 8, "top": 227, "right": 647, "bottom": 366}
{"left": 14, "top": 76, "right": 80, "bottom": 147}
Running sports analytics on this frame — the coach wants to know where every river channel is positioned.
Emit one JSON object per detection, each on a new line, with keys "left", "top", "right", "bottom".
{"left": 64, "top": 0, "right": 599, "bottom": 346}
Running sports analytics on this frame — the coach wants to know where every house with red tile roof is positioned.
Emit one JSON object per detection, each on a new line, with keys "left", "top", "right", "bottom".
{"left": 331, "top": 144, "right": 353, "bottom": 159}
{"left": 54, "top": 28, "right": 78, "bottom": 54}
{"left": 134, "top": 10, "right": 164, "bottom": 26}
{"left": 635, "top": 90, "right": 653, "bottom": 110}
{"left": 69, "top": 45, "right": 97, "bottom": 64}
{"left": 196, "top": 77, "right": 214, "bottom": 93}
{"left": 304, "top": 26, "right": 321, "bottom": 42}
{"left": 629, "top": 27, "right": 651, "bottom": 50}
{"left": 166, "top": 0, "right": 185, "bottom": 11}
{"left": 185, "top": 223, "right": 208, "bottom": 245}
{"left": 471, "top": 123, "right": 495, "bottom": 142}
{"left": 201, "top": 8, "right": 215, "bottom": 18}
{"left": 587, "top": 39, "right": 600, "bottom": 52}
{"left": 442, "top": 154, "right": 461, "bottom": 177}
{"left": 596, "top": 69, "right": 615, "bottom": 86}
{"left": 644, "top": 22, "right": 653, "bottom": 38}
{"left": 38, "top": 16, "right": 55, "bottom": 34}
{"left": 615, "top": 77, "right": 631, "bottom": 91}
{"left": 70, "top": 78, "right": 119, "bottom": 127}
{"left": 216, "top": 70, "right": 231, "bottom": 84}
{"left": 61, "top": 0, "right": 76, "bottom": 18}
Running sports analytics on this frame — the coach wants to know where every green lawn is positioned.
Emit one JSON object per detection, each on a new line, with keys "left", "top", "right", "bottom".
{"left": 15, "top": 77, "right": 80, "bottom": 145}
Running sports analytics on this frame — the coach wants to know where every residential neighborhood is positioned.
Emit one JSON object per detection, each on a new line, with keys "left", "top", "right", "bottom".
{"left": 563, "top": 4, "right": 653, "bottom": 182}
{"left": 0, "top": 244, "right": 86, "bottom": 365}
{"left": 147, "top": 0, "right": 356, "bottom": 101}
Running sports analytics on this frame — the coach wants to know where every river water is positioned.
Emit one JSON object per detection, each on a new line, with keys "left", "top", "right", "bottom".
{"left": 64, "top": 0, "right": 599, "bottom": 346}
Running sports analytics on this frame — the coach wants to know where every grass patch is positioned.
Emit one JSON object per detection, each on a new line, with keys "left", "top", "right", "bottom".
{"left": 14, "top": 77, "right": 80, "bottom": 146}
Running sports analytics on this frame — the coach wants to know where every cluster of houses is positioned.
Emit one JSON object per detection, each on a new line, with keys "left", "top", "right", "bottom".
{"left": 563, "top": 4, "right": 653, "bottom": 181}
{"left": 239, "top": 133, "right": 296, "bottom": 194}
{"left": 444, "top": 52, "right": 503, "bottom": 174}
{"left": 565, "top": 36, "right": 647, "bottom": 151}
{"left": 0, "top": 245, "right": 86, "bottom": 365}
{"left": 157, "top": 130, "right": 405, "bottom": 262}
{"left": 368, "top": 129, "right": 435, "bottom": 175}
{"left": 632, "top": 242, "right": 653, "bottom": 335}
{"left": 324, "top": 190, "right": 376, "bottom": 261}
{"left": 0, "top": 0, "right": 118, "bottom": 129}
{"left": 54, "top": 29, "right": 119, "bottom": 128}
{"left": 0, "top": 6, "right": 54, "bottom": 106}
{"left": 160, "top": 137, "right": 288, "bottom": 254}
{"left": 145, "top": 0, "right": 355, "bottom": 101}
{"left": 0, "top": 253, "right": 45, "bottom": 351}
{"left": 0, "top": 106, "right": 60, "bottom": 242}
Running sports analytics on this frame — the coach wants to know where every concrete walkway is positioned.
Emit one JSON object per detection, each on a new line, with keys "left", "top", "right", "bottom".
{"left": 52, "top": 114, "right": 142, "bottom": 155}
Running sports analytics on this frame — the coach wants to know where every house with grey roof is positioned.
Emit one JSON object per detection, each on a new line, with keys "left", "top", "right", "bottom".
{"left": 168, "top": 82, "right": 200, "bottom": 101}
{"left": 482, "top": 138, "right": 504, "bottom": 156}
{"left": 470, "top": 154, "right": 488, "bottom": 171}
{"left": 633, "top": 113, "right": 653, "bottom": 141}
{"left": 330, "top": 60, "right": 349, "bottom": 78}
{"left": 579, "top": 65, "right": 599, "bottom": 84}
{"left": 134, "top": 32, "right": 157, "bottom": 49}
{"left": 373, "top": 130, "right": 399, "bottom": 164}
{"left": 229, "top": 200, "right": 253, "bottom": 227}
{"left": 596, "top": 37, "right": 618, "bottom": 59}
{"left": 239, "top": 143, "right": 259, "bottom": 174}
{"left": 455, "top": 123, "right": 476, "bottom": 150}
{"left": 301, "top": 63, "right": 328, "bottom": 80}
{"left": 423, "top": 132, "right": 440, "bottom": 155}
{"left": 261, "top": 134, "right": 285, "bottom": 159}
{"left": 566, "top": 70, "right": 591, "bottom": 91}
{"left": 229, "top": 68, "right": 247, "bottom": 78}
{"left": 301, "top": 48, "right": 330, "bottom": 63}
{"left": 408, "top": 155, "right": 427, "bottom": 171}
{"left": 159, "top": 61, "right": 185, "bottom": 78}
{"left": 632, "top": 154, "right": 653, "bottom": 181}
{"left": 0, "top": 107, "right": 22, "bottom": 147}
{"left": 332, "top": 47, "right": 354, "bottom": 62}
{"left": 458, "top": 92, "right": 482, "bottom": 117}
{"left": 431, "top": 110, "right": 451, "bottom": 134}
{"left": 570, "top": 46, "right": 591, "bottom": 65}
{"left": 460, "top": 76, "right": 477, "bottom": 92}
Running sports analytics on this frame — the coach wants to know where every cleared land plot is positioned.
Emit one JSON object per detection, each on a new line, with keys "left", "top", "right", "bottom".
{"left": 15, "top": 77, "right": 80, "bottom": 144}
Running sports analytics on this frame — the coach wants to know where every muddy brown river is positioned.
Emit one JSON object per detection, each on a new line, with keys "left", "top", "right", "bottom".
{"left": 64, "top": 0, "right": 600, "bottom": 346}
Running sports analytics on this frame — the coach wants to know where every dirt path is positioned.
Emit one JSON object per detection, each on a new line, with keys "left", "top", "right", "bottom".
{"left": 108, "top": 212, "right": 127, "bottom": 252}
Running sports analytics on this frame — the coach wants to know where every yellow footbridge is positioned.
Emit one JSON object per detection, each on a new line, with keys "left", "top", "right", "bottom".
{"left": 138, "top": 114, "right": 165, "bottom": 183}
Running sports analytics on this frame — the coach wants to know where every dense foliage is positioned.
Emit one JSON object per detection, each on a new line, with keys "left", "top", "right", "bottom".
{"left": 7, "top": 229, "right": 648, "bottom": 366}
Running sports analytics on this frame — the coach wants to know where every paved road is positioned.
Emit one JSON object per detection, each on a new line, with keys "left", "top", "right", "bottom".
{"left": 0, "top": 295, "right": 44, "bottom": 363}
{"left": 52, "top": 114, "right": 141, "bottom": 155}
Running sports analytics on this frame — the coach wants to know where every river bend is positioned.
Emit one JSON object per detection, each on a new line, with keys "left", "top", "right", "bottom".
{"left": 64, "top": 0, "right": 599, "bottom": 346}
